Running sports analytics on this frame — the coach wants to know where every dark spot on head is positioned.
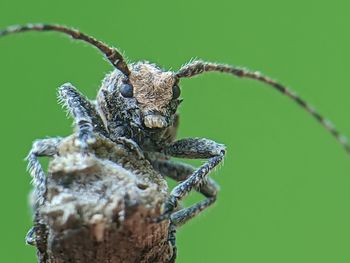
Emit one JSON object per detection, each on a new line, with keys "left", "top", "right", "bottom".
{"left": 120, "top": 83, "right": 133, "bottom": 98}
{"left": 172, "top": 85, "right": 181, "bottom": 99}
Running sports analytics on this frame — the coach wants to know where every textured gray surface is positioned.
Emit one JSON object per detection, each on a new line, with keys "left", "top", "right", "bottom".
{"left": 33, "top": 134, "right": 173, "bottom": 263}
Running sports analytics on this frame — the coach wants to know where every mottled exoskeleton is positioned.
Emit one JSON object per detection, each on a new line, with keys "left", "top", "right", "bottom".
{"left": 2, "top": 24, "right": 350, "bottom": 259}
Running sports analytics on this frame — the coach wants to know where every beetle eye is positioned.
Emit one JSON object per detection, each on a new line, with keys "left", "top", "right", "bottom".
{"left": 172, "top": 85, "right": 181, "bottom": 99}
{"left": 120, "top": 84, "right": 133, "bottom": 98}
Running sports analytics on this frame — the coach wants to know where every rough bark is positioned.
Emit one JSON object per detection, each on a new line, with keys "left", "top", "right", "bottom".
{"left": 32, "top": 134, "right": 173, "bottom": 263}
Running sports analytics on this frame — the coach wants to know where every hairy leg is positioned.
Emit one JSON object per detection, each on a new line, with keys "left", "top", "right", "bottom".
{"left": 151, "top": 159, "right": 220, "bottom": 198}
{"left": 25, "top": 223, "right": 36, "bottom": 246}
{"left": 167, "top": 222, "right": 177, "bottom": 263}
{"left": 26, "top": 137, "right": 62, "bottom": 206}
{"left": 26, "top": 137, "right": 62, "bottom": 246}
{"left": 152, "top": 159, "right": 220, "bottom": 231}
{"left": 156, "top": 138, "right": 225, "bottom": 221}
{"left": 58, "top": 83, "right": 107, "bottom": 150}
{"left": 170, "top": 197, "right": 216, "bottom": 227}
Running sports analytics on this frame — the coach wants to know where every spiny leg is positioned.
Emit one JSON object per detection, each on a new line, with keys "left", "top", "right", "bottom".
{"left": 58, "top": 83, "right": 107, "bottom": 150}
{"left": 150, "top": 120, "right": 220, "bottom": 258}
{"left": 0, "top": 24, "right": 130, "bottom": 75}
{"left": 162, "top": 199, "right": 217, "bottom": 261}
{"left": 158, "top": 138, "right": 225, "bottom": 220}
{"left": 150, "top": 159, "right": 220, "bottom": 198}
{"left": 26, "top": 137, "right": 62, "bottom": 246}
{"left": 25, "top": 226, "right": 36, "bottom": 246}
{"left": 26, "top": 137, "right": 62, "bottom": 206}
{"left": 151, "top": 159, "right": 219, "bottom": 259}
{"left": 170, "top": 197, "right": 216, "bottom": 227}
{"left": 177, "top": 60, "right": 350, "bottom": 154}
{"left": 151, "top": 160, "right": 218, "bottom": 224}
{"left": 167, "top": 222, "right": 177, "bottom": 263}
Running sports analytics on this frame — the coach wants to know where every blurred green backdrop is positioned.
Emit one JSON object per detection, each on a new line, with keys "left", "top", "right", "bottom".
{"left": 1, "top": 0, "right": 350, "bottom": 262}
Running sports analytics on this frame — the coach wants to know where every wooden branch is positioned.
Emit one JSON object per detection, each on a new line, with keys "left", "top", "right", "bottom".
{"left": 32, "top": 135, "right": 174, "bottom": 263}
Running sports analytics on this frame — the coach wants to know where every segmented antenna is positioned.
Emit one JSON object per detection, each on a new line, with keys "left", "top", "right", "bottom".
{"left": 0, "top": 24, "right": 130, "bottom": 76}
{"left": 177, "top": 60, "right": 350, "bottom": 154}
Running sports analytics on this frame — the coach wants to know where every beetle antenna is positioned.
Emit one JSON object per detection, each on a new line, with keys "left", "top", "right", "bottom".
{"left": 177, "top": 60, "right": 350, "bottom": 154}
{"left": 0, "top": 24, "right": 130, "bottom": 76}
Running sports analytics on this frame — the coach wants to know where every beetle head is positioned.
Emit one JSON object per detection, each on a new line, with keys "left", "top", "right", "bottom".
{"left": 98, "top": 61, "right": 182, "bottom": 131}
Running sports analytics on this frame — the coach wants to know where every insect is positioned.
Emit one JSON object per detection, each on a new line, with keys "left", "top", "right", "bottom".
{"left": 1, "top": 24, "right": 349, "bottom": 260}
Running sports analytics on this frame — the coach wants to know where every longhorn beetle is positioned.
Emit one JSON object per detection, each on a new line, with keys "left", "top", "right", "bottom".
{"left": 1, "top": 24, "right": 349, "bottom": 257}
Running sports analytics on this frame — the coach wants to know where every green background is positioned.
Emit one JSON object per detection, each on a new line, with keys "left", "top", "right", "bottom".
{"left": 1, "top": 0, "right": 350, "bottom": 262}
